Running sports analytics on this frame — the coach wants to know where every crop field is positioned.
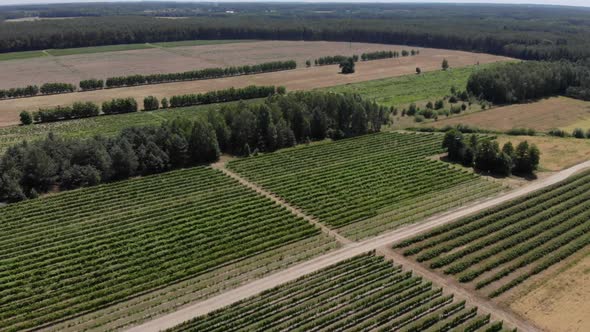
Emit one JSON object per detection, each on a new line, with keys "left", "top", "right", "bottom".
{"left": 168, "top": 253, "right": 506, "bottom": 332}
{"left": 0, "top": 45, "right": 509, "bottom": 126}
{"left": 228, "top": 132, "right": 503, "bottom": 240}
{"left": 0, "top": 41, "right": 510, "bottom": 89}
{"left": 325, "top": 65, "right": 489, "bottom": 108}
{"left": 0, "top": 167, "right": 339, "bottom": 331}
{"left": 395, "top": 169, "right": 590, "bottom": 301}
{"left": 429, "top": 96, "right": 590, "bottom": 133}
{"left": 0, "top": 100, "right": 256, "bottom": 153}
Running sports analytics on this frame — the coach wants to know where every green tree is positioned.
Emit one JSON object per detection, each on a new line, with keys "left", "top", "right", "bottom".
{"left": 442, "top": 129, "right": 465, "bottom": 162}
{"left": 339, "top": 57, "right": 355, "bottom": 74}
{"left": 442, "top": 59, "right": 449, "bottom": 70}
{"left": 189, "top": 119, "right": 220, "bottom": 162}
{"left": 416, "top": 67, "right": 421, "bottom": 74}
{"left": 20, "top": 111, "right": 33, "bottom": 125}
{"left": 475, "top": 140, "right": 500, "bottom": 172}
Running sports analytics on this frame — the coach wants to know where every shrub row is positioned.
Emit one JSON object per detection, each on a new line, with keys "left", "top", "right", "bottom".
{"left": 360, "top": 50, "right": 418, "bottom": 61}
{"left": 21, "top": 85, "right": 284, "bottom": 124}
{"left": 104, "top": 60, "right": 296, "bottom": 88}
{"left": 0, "top": 82, "right": 75, "bottom": 99}
{"left": 169, "top": 85, "right": 282, "bottom": 108}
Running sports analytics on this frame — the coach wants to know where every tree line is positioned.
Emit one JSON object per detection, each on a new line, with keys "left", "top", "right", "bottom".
{"left": 0, "top": 82, "right": 75, "bottom": 99}
{"left": 20, "top": 85, "right": 283, "bottom": 124}
{"left": 1, "top": 91, "right": 389, "bottom": 202}
{"left": 466, "top": 61, "right": 590, "bottom": 104}
{"left": 308, "top": 49, "right": 417, "bottom": 67}
{"left": 0, "top": 61, "right": 295, "bottom": 100}
{"left": 443, "top": 129, "right": 540, "bottom": 176}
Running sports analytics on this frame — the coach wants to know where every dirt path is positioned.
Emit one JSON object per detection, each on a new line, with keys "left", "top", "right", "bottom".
{"left": 211, "top": 160, "right": 352, "bottom": 245}
{"left": 377, "top": 248, "right": 540, "bottom": 331}
{"left": 125, "top": 160, "right": 590, "bottom": 332}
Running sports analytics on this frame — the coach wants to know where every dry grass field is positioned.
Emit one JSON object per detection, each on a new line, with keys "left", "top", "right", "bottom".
{"left": 0, "top": 41, "right": 433, "bottom": 88}
{"left": 0, "top": 43, "right": 510, "bottom": 127}
{"left": 431, "top": 97, "right": 590, "bottom": 132}
{"left": 509, "top": 252, "right": 590, "bottom": 332}
{"left": 495, "top": 135, "right": 590, "bottom": 172}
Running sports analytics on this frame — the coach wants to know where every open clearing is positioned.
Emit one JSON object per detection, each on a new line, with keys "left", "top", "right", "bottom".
{"left": 0, "top": 45, "right": 509, "bottom": 127}
{"left": 509, "top": 252, "right": 590, "bottom": 332}
{"left": 0, "top": 41, "right": 509, "bottom": 88}
{"left": 495, "top": 135, "right": 590, "bottom": 171}
{"left": 430, "top": 96, "right": 590, "bottom": 132}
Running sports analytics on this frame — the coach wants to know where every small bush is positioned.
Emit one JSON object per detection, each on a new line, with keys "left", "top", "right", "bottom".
{"left": 20, "top": 111, "right": 32, "bottom": 125}
{"left": 573, "top": 128, "right": 585, "bottom": 138}
{"left": 143, "top": 96, "right": 159, "bottom": 111}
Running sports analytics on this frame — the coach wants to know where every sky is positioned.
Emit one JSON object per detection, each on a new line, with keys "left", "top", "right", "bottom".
{"left": 0, "top": 0, "right": 589, "bottom": 7}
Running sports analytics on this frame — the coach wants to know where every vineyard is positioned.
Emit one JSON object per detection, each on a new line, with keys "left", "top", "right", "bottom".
{"left": 0, "top": 167, "right": 337, "bottom": 331}
{"left": 395, "top": 169, "right": 590, "bottom": 298}
{"left": 168, "top": 253, "right": 507, "bottom": 332}
{"left": 228, "top": 132, "right": 502, "bottom": 239}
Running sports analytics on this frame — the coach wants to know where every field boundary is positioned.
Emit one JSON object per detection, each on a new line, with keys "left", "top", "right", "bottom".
{"left": 124, "top": 159, "right": 590, "bottom": 332}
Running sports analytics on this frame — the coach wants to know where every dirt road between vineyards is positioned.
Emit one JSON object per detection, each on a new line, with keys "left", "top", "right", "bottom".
{"left": 0, "top": 46, "right": 511, "bottom": 127}
{"left": 125, "top": 159, "right": 590, "bottom": 332}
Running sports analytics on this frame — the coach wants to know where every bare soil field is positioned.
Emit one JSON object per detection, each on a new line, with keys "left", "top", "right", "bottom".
{"left": 0, "top": 41, "right": 509, "bottom": 89}
{"left": 0, "top": 44, "right": 509, "bottom": 126}
{"left": 509, "top": 252, "right": 590, "bottom": 332}
{"left": 495, "top": 135, "right": 590, "bottom": 171}
{"left": 431, "top": 97, "right": 590, "bottom": 132}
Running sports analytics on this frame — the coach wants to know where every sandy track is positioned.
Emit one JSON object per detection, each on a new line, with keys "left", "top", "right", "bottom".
{"left": 0, "top": 48, "right": 510, "bottom": 127}
{"left": 124, "top": 160, "right": 590, "bottom": 332}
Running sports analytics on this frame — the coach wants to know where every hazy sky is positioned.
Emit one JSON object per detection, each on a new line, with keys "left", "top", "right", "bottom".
{"left": 1, "top": 0, "right": 589, "bottom": 7}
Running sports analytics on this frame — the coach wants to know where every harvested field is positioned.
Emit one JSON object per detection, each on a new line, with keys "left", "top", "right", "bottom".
{"left": 0, "top": 44, "right": 510, "bottom": 127}
{"left": 509, "top": 253, "right": 590, "bottom": 332}
{"left": 495, "top": 135, "right": 590, "bottom": 171}
{"left": 430, "top": 97, "right": 590, "bottom": 132}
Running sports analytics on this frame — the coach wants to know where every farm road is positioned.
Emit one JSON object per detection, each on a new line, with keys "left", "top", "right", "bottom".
{"left": 125, "top": 159, "right": 590, "bottom": 332}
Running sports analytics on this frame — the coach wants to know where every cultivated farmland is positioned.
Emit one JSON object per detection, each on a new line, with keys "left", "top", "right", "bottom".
{"left": 167, "top": 253, "right": 507, "bottom": 332}
{"left": 0, "top": 167, "right": 339, "bottom": 331}
{"left": 395, "top": 169, "right": 590, "bottom": 301}
{"left": 228, "top": 132, "right": 503, "bottom": 240}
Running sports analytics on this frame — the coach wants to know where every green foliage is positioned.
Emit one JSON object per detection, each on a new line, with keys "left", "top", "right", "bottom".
{"left": 573, "top": 128, "right": 586, "bottom": 138}
{"left": 143, "top": 96, "right": 159, "bottom": 111}
{"left": 19, "top": 111, "right": 32, "bottom": 125}
{"left": 339, "top": 57, "right": 356, "bottom": 74}
{"left": 39, "top": 82, "right": 76, "bottom": 94}
{"left": 102, "top": 97, "right": 138, "bottom": 115}
{"left": 442, "top": 59, "right": 449, "bottom": 71}
{"left": 79, "top": 78, "right": 104, "bottom": 91}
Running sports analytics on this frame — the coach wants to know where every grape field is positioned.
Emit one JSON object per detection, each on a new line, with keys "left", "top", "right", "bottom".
{"left": 0, "top": 167, "right": 336, "bottom": 331}
{"left": 168, "top": 253, "right": 508, "bottom": 332}
{"left": 395, "top": 170, "right": 590, "bottom": 298}
{"left": 228, "top": 132, "right": 502, "bottom": 239}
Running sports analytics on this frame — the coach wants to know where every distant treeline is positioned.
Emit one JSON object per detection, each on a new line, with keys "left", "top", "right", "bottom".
{"left": 467, "top": 61, "right": 590, "bottom": 104}
{"left": 1, "top": 91, "right": 389, "bottom": 202}
{"left": 21, "top": 85, "right": 282, "bottom": 124}
{"left": 0, "top": 61, "right": 296, "bottom": 100}
{"left": 1, "top": 9, "right": 590, "bottom": 62}
{"left": 309, "top": 49, "right": 416, "bottom": 66}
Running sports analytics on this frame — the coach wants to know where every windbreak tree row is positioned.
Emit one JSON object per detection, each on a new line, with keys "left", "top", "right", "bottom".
{"left": 0, "top": 82, "right": 75, "bottom": 99}
{"left": 2, "top": 91, "right": 389, "bottom": 201}
{"left": 21, "top": 85, "right": 283, "bottom": 124}
{"left": 104, "top": 60, "right": 296, "bottom": 88}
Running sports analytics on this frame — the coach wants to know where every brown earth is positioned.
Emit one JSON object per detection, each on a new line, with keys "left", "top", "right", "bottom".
{"left": 431, "top": 97, "right": 590, "bottom": 132}
{"left": 0, "top": 45, "right": 510, "bottom": 127}
{"left": 509, "top": 252, "right": 590, "bottom": 332}
{"left": 0, "top": 41, "right": 502, "bottom": 88}
{"left": 495, "top": 135, "right": 590, "bottom": 171}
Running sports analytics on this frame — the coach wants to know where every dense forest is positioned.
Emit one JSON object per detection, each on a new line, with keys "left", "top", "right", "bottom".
{"left": 0, "top": 91, "right": 389, "bottom": 202}
{"left": 467, "top": 61, "right": 590, "bottom": 103}
{"left": 1, "top": 3, "right": 590, "bottom": 61}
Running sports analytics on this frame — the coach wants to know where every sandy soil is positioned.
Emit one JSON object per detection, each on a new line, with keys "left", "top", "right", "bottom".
{"left": 510, "top": 253, "right": 590, "bottom": 332}
{"left": 0, "top": 41, "right": 491, "bottom": 88}
{"left": 431, "top": 97, "right": 590, "bottom": 132}
{"left": 0, "top": 46, "right": 509, "bottom": 127}
{"left": 496, "top": 135, "right": 590, "bottom": 171}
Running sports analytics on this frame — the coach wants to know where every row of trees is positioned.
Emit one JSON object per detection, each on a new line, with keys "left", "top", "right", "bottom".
{"left": 1, "top": 91, "right": 389, "bottom": 201}
{"left": 104, "top": 61, "right": 296, "bottom": 88}
{"left": 79, "top": 79, "right": 104, "bottom": 91}
{"left": 466, "top": 60, "right": 590, "bottom": 103}
{"left": 308, "top": 49, "right": 417, "bottom": 67}
{"left": 312, "top": 55, "right": 354, "bottom": 66}
{"left": 443, "top": 129, "right": 540, "bottom": 176}
{"left": 0, "top": 82, "right": 75, "bottom": 99}
{"left": 169, "top": 86, "right": 283, "bottom": 108}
